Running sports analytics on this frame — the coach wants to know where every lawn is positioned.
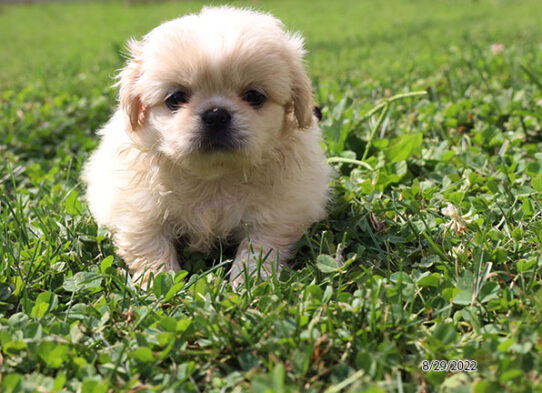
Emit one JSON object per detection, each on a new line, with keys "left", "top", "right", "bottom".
{"left": 1, "top": 0, "right": 542, "bottom": 392}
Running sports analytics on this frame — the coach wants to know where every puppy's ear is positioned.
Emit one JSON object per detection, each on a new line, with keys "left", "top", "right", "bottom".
{"left": 288, "top": 35, "right": 314, "bottom": 129}
{"left": 117, "top": 39, "right": 147, "bottom": 132}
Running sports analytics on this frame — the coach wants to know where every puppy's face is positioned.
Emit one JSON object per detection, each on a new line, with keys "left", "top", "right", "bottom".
{"left": 118, "top": 7, "right": 314, "bottom": 172}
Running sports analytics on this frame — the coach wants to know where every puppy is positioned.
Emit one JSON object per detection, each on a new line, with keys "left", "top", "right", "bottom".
{"left": 82, "top": 6, "right": 331, "bottom": 286}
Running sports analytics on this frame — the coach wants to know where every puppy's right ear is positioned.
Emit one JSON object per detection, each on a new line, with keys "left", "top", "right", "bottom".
{"left": 117, "top": 39, "right": 147, "bottom": 133}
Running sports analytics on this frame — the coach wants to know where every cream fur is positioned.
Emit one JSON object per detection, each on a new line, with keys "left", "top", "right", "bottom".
{"left": 82, "top": 6, "right": 331, "bottom": 286}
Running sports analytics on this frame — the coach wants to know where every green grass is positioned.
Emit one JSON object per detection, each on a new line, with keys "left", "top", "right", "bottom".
{"left": 1, "top": 0, "right": 542, "bottom": 392}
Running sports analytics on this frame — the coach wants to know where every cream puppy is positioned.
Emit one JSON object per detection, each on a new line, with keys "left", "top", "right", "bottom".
{"left": 82, "top": 6, "right": 330, "bottom": 286}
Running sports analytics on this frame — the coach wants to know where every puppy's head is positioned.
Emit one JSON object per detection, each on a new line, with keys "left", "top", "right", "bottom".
{"left": 117, "top": 7, "right": 314, "bottom": 172}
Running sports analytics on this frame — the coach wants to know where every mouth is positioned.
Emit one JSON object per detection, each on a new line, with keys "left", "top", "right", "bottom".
{"left": 192, "top": 128, "right": 247, "bottom": 153}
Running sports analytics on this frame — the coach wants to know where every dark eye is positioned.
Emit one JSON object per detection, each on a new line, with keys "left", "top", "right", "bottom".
{"left": 165, "top": 91, "right": 189, "bottom": 111}
{"left": 243, "top": 89, "right": 266, "bottom": 108}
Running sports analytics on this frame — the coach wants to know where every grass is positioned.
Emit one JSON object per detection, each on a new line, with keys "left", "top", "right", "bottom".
{"left": 1, "top": 0, "right": 542, "bottom": 392}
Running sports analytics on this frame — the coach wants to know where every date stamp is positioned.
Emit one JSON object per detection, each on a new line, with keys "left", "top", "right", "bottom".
{"left": 420, "top": 360, "right": 477, "bottom": 372}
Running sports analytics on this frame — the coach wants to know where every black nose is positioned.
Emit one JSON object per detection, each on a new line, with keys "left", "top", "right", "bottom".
{"left": 201, "top": 108, "right": 231, "bottom": 132}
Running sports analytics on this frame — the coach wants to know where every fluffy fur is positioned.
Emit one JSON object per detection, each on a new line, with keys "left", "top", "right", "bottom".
{"left": 82, "top": 6, "right": 331, "bottom": 286}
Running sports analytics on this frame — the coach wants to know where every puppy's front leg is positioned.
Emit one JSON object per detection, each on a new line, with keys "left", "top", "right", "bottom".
{"left": 229, "top": 234, "right": 298, "bottom": 287}
{"left": 113, "top": 227, "right": 180, "bottom": 286}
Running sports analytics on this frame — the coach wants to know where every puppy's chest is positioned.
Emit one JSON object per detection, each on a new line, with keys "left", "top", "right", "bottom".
{"left": 163, "top": 182, "right": 248, "bottom": 237}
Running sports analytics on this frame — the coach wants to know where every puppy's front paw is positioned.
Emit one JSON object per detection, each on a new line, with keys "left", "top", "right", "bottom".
{"left": 229, "top": 247, "right": 282, "bottom": 288}
{"left": 114, "top": 230, "right": 180, "bottom": 288}
{"left": 131, "top": 256, "right": 181, "bottom": 289}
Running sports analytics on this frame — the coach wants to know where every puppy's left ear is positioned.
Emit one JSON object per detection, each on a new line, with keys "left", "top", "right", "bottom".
{"left": 117, "top": 39, "right": 147, "bottom": 133}
{"left": 288, "top": 35, "right": 315, "bottom": 129}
